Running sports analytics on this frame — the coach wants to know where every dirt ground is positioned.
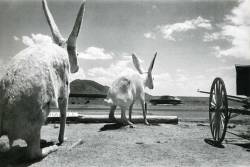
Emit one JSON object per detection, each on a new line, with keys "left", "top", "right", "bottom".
{"left": 1, "top": 122, "right": 250, "bottom": 167}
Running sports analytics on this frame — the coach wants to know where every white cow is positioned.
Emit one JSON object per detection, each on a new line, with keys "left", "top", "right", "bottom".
{"left": 0, "top": 0, "right": 85, "bottom": 160}
{"left": 105, "top": 53, "right": 157, "bottom": 126}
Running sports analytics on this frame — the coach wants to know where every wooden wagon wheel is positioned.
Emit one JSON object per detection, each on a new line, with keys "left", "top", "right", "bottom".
{"left": 209, "top": 77, "right": 229, "bottom": 143}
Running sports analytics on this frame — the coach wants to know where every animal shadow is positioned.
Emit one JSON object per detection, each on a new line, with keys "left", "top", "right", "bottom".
{"left": 149, "top": 123, "right": 161, "bottom": 126}
{"left": 225, "top": 138, "right": 250, "bottom": 152}
{"left": 204, "top": 138, "right": 225, "bottom": 148}
{"left": 99, "top": 123, "right": 125, "bottom": 131}
{"left": 0, "top": 139, "right": 55, "bottom": 167}
{"left": 234, "top": 143, "right": 250, "bottom": 151}
{"left": 225, "top": 131, "right": 250, "bottom": 151}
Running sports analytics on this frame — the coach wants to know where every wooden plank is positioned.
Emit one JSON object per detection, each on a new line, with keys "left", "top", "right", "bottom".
{"left": 69, "top": 93, "right": 107, "bottom": 98}
{"left": 48, "top": 112, "right": 79, "bottom": 117}
{"left": 47, "top": 112, "right": 178, "bottom": 124}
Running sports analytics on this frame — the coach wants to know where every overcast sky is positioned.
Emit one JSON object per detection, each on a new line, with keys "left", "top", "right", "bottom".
{"left": 0, "top": 0, "right": 249, "bottom": 96}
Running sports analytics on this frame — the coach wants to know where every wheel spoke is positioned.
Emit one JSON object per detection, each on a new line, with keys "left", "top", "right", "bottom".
{"left": 212, "top": 94, "right": 216, "bottom": 104}
{"left": 213, "top": 126, "right": 216, "bottom": 139}
{"left": 220, "top": 118, "right": 225, "bottom": 132}
{"left": 213, "top": 111, "right": 219, "bottom": 140}
{"left": 216, "top": 113, "right": 221, "bottom": 139}
{"left": 210, "top": 105, "right": 216, "bottom": 113}
{"left": 219, "top": 82, "right": 223, "bottom": 93}
{"left": 220, "top": 113, "right": 225, "bottom": 120}
{"left": 215, "top": 123, "right": 219, "bottom": 140}
{"left": 211, "top": 101, "right": 216, "bottom": 106}
{"left": 211, "top": 96, "right": 216, "bottom": 106}
{"left": 216, "top": 83, "right": 222, "bottom": 108}
{"left": 211, "top": 114, "right": 215, "bottom": 124}
{"left": 220, "top": 93, "right": 224, "bottom": 109}
{"left": 212, "top": 122, "right": 216, "bottom": 137}
{"left": 215, "top": 84, "right": 218, "bottom": 101}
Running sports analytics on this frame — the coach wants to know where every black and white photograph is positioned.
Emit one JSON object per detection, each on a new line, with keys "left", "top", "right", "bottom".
{"left": 0, "top": 0, "right": 250, "bottom": 166}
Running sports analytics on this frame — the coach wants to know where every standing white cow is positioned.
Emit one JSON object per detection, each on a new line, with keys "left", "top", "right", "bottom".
{"left": 0, "top": 0, "right": 85, "bottom": 160}
{"left": 105, "top": 53, "right": 157, "bottom": 126}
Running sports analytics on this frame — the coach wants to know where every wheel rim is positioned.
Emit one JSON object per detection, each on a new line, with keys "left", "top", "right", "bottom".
{"left": 209, "top": 78, "right": 229, "bottom": 143}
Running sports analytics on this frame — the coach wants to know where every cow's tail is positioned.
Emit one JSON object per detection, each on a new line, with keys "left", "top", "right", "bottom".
{"left": 104, "top": 98, "right": 114, "bottom": 106}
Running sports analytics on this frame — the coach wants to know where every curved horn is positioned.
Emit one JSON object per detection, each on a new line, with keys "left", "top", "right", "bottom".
{"left": 67, "top": 0, "right": 85, "bottom": 73}
{"left": 42, "top": 0, "right": 65, "bottom": 46}
{"left": 132, "top": 53, "right": 144, "bottom": 74}
{"left": 148, "top": 52, "right": 157, "bottom": 73}
{"left": 67, "top": 0, "right": 85, "bottom": 50}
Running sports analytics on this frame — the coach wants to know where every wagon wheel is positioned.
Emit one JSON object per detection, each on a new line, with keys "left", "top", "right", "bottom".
{"left": 209, "top": 77, "right": 229, "bottom": 144}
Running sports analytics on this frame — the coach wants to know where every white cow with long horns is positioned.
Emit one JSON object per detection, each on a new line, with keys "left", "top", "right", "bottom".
{"left": 105, "top": 53, "right": 157, "bottom": 126}
{"left": 0, "top": 0, "right": 85, "bottom": 160}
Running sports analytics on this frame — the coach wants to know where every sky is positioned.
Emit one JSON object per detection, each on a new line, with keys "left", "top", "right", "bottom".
{"left": 0, "top": 0, "right": 249, "bottom": 96}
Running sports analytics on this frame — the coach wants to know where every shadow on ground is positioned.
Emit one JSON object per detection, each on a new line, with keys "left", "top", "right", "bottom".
{"left": 99, "top": 123, "right": 125, "bottom": 131}
{"left": 204, "top": 138, "right": 225, "bottom": 148}
{"left": 225, "top": 131, "right": 250, "bottom": 151}
{"left": 234, "top": 143, "right": 250, "bottom": 151}
{"left": 99, "top": 123, "right": 161, "bottom": 131}
{"left": 0, "top": 139, "right": 56, "bottom": 167}
{"left": 225, "top": 138, "right": 250, "bottom": 152}
{"left": 205, "top": 137, "right": 250, "bottom": 151}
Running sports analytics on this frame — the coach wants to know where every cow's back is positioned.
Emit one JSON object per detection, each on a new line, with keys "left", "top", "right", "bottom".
{"left": 0, "top": 43, "right": 69, "bottom": 140}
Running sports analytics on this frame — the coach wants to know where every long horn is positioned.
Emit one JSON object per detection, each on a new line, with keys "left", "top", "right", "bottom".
{"left": 67, "top": 0, "right": 85, "bottom": 73}
{"left": 67, "top": 0, "right": 85, "bottom": 50}
{"left": 148, "top": 52, "right": 157, "bottom": 73}
{"left": 132, "top": 53, "right": 144, "bottom": 74}
{"left": 42, "top": 0, "right": 65, "bottom": 46}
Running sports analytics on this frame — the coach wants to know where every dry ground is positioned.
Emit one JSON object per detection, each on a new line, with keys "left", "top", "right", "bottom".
{"left": 1, "top": 122, "right": 250, "bottom": 167}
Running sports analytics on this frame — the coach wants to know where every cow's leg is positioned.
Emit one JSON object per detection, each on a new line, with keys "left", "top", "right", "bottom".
{"left": 145, "top": 102, "right": 148, "bottom": 116}
{"left": 140, "top": 99, "right": 149, "bottom": 125}
{"left": 26, "top": 128, "right": 42, "bottom": 160}
{"left": 129, "top": 103, "right": 134, "bottom": 123}
{"left": 109, "top": 105, "right": 117, "bottom": 122}
{"left": 121, "top": 107, "right": 133, "bottom": 126}
{"left": 26, "top": 122, "right": 58, "bottom": 160}
{"left": 58, "top": 97, "right": 67, "bottom": 144}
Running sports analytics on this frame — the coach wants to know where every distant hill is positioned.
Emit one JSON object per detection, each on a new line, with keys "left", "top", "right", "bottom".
{"left": 70, "top": 79, "right": 109, "bottom": 95}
